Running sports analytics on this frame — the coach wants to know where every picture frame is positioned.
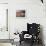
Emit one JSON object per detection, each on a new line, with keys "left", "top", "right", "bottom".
{"left": 16, "top": 10, "right": 25, "bottom": 17}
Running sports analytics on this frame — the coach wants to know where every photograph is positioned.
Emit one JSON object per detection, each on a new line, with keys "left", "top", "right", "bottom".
{"left": 16, "top": 10, "right": 25, "bottom": 17}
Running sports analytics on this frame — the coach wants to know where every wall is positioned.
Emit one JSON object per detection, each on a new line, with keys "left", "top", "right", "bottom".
{"left": 0, "top": 0, "right": 8, "bottom": 3}
{"left": 0, "top": 0, "right": 9, "bottom": 39}
{"left": 0, "top": 4, "right": 9, "bottom": 39}
{"left": 0, "top": 0, "right": 46, "bottom": 46}
{"left": 0, "top": 0, "right": 12, "bottom": 46}
{"left": 9, "top": 0, "right": 46, "bottom": 45}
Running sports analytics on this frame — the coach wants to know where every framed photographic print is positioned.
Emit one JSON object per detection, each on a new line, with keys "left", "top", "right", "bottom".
{"left": 16, "top": 10, "right": 25, "bottom": 17}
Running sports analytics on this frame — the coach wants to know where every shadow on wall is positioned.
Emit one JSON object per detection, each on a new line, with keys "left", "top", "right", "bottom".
{"left": 40, "top": 25, "right": 45, "bottom": 46}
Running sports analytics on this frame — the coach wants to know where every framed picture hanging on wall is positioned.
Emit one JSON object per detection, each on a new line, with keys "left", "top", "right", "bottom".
{"left": 16, "top": 10, "right": 25, "bottom": 17}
